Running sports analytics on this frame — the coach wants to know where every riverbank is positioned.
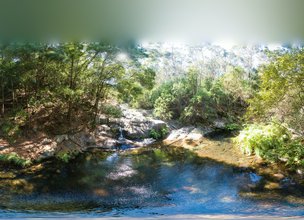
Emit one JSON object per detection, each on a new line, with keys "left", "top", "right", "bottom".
{"left": 0, "top": 104, "right": 167, "bottom": 165}
{"left": 0, "top": 104, "right": 303, "bottom": 187}
{"left": 163, "top": 126, "right": 304, "bottom": 187}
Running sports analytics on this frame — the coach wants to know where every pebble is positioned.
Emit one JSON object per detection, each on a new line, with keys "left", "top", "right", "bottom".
{"left": 273, "top": 173, "right": 285, "bottom": 180}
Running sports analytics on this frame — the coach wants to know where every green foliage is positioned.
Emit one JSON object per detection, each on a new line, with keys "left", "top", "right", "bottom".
{"left": 151, "top": 67, "right": 252, "bottom": 124}
{"left": 234, "top": 122, "right": 304, "bottom": 169}
{"left": 235, "top": 48, "right": 304, "bottom": 170}
{"left": 181, "top": 87, "right": 215, "bottom": 123}
{"left": 225, "top": 123, "right": 241, "bottom": 131}
{"left": 135, "top": 68, "right": 156, "bottom": 90}
{"left": 0, "top": 41, "right": 147, "bottom": 133}
{"left": 220, "top": 66, "right": 257, "bottom": 102}
{"left": 101, "top": 104, "right": 122, "bottom": 118}
{"left": 117, "top": 80, "right": 143, "bottom": 103}
{"left": 0, "top": 108, "right": 29, "bottom": 140}
{"left": 153, "top": 93, "right": 175, "bottom": 120}
{"left": 234, "top": 123, "right": 288, "bottom": 156}
{"left": 149, "top": 127, "right": 169, "bottom": 140}
{"left": 56, "top": 151, "right": 79, "bottom": 163}
{"left": 0, "top": 153, "right": 32, "bottom": 167}
{"left": 1, "top": 119, "right": 22, "bottom": 142}
{"left": 247, "top": 48, "right": 304, "bottom": 135}
{"left": 131, "top": 90, "right": 153, "bottom": 109}
{"left": 118, "top": 67, "right": 156, "bottom": 108}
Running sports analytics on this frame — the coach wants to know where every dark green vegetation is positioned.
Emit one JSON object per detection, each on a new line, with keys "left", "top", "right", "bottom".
{"left": 146, "top": 67, "right": 255, "bottom": 125}
{"left": 0, "top": 42, "right": 155, "bottom": 140}
{"left": 149, "top": 127, "right": 169, "bottom": 140}
{"left": 0, "top": 152, "right": 31, "bottom": 167}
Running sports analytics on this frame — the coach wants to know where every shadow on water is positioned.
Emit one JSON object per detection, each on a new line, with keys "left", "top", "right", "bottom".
{"left": 203, "top": 128, "right": 238, "bottom": 140}
{"left": 0, "top": 145, "right": 304, "bottom": 217}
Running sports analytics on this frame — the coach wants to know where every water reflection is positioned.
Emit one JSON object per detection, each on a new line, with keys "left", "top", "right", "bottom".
{"left": 0, "top": 146, "right": 303, "bottom": 217}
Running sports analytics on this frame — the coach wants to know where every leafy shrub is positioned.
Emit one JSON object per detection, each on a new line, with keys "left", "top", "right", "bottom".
{"left": 142, "top": 66, "right": 252, "bottom": 125}
{"left": 181, "top": 87, "right": 216, "bottom": 123}
{"left": 101, "top": 104, "right": 122, "bottom": 118}
{"left": 1, "top": 121, "right": 21, "bottom": 142}
{"left": 56, "top": 151, "right": 79, "bottom": 163}
{"left": 225, "top": 123, "right": 241, "bottom": 131}
{"left": 150, "top": 127, "right": 169, "bottom": 140}
{"left": 234, "top": 122, "right": 304, "bottom": 169}
{"left": 153, "top": 93, "right": 175, "bottom": 120}
{"left": 132, "top": 90, "right": 154, "bottom": 109}
{"left": 247, "top": 49, "right": 304, "bottom": 136}
{"left": 220, "top": 67, "right": 256, "bottom": 102}
{"left": 0, "top": 153, "right": 32, "bottom": 167}
{"left": 234, "top": 123, "right": 289, "bottom": 156}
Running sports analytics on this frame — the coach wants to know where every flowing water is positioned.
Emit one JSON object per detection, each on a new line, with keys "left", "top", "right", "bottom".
{"left": 0, "top": 146, "right": 303, "bottom": 218}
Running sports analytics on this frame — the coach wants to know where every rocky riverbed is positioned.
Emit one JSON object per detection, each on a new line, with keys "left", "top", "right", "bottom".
{"left": 0, "top": 104, "right": 168, "bottom": 162}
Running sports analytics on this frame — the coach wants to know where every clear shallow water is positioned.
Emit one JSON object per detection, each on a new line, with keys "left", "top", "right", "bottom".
{"left": 0, "top": 146, "right": 304, "bottom": 218}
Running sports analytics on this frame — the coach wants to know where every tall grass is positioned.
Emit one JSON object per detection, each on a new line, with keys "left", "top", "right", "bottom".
{"left": 234, "top": 122, "right": 304, "bottom": 169}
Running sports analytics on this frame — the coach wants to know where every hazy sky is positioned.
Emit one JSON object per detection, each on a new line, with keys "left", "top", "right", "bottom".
{"left": 0, "top": 0, "right": 303, "bottom": 44}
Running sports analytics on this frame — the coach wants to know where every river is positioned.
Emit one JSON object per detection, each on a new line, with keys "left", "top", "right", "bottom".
{"left": 0, "top": 145, "right": 303, "bottom": 218}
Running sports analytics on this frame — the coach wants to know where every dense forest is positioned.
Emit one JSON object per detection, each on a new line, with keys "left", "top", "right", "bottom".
{"left": 0, "top": 42, "right": 303, "bottom": 170}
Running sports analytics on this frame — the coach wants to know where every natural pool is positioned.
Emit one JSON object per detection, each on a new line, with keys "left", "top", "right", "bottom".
{"left": 0, "top": 146, "right": 303, "bottom": 218}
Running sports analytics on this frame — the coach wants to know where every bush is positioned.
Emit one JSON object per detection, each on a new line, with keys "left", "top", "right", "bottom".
{"left": 247, "top": 49, "right": 304, "bottom": 136}
{"left": 234, "top": 123, "right": 289, "bottom": 156}
{"left": 225, "top": 123, "right": 242, "bottom": 131}
{"left": 234, "top": 122, "right": 304, "bottom": 169}
{"left": 132, "top": 90, "right": 154, "bottom": 109}
{"left": 181, "top": 87, "right": 216, "bottom": 123}
{"left": 101, "top": 104, "right": 122, "bottom": 118}
{"left": 56, "top": 151, "right": 79, "bottom": 163}
{"left": 150, "top": 127, "right": 169, "bottom": 140}
{"left": 0, "top": 153, "right": 32, "bottom": 167}
{"left": 153, "top": 93, "right": 175, "bottom": 120}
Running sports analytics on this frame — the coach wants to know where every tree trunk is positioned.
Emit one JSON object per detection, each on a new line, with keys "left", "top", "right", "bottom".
{"left": 1, "top": 80, "right": 4, "bottom": 116}
{"left": 1, "top": 52, "right": 4, "bottom": 116}
{"left": 67, "top": 56, "right": 74, "bottom": 122}
{"left": 11, "top": 79, "right": 15, "bottom": 109}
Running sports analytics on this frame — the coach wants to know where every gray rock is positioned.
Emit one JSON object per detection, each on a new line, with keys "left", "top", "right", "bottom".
{"left": 151, "top": 119, "right": 167, "bottom": 130}
{"left": 55, "top": 135, "right": 68, "bottom": 143}
{"left": 39, "top": 142, "right": 57, "bottom": 159}
{"left": 109, "top": 104, "right": 168, "bottom": 140}
{"left": 164, "top": 126, "right": 214, "bottom": 144}
{"left": 98, "top": 114, "right": 109, "bottom": 124}
{"left": 213, "top": 119, "right": 226, "bottom": 129}
{"left": 41, "top": 138, "right": 53, "bottom": 145}
{"left": 69, "top": 132, "right": 96, "bottom": 147}
{"left": 165, "top": 126, "right": 195, "bottom": 141}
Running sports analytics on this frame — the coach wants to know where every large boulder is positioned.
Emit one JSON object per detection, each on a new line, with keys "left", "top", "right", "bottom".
{"left": 122, "top": 119, "right": 167, "bottom": 140}
{"left": 163, "top": 126, "right": 212, "bottom": 147}
{"left": 99, "top": 104, "right": 168, "bottom": 140}
{"left": 213, "top": 119, "right": 226, "bottom": 129}
{"left": 39, "top": 141, "right": 57, "bottom": 159}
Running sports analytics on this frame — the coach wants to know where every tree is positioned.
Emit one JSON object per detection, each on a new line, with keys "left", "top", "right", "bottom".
{"left": 248, "top": 48, "right": 304, "bottom": 135}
